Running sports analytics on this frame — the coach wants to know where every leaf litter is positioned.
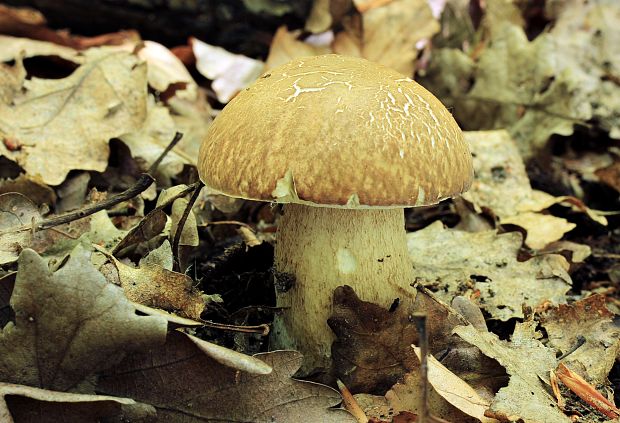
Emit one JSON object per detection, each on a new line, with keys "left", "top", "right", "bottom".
{"left": 0, "top": 1, "right": 619, "bottom": 422}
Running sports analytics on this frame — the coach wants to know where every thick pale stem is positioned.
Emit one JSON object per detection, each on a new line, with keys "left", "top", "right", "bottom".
{"left": 272, "top": 203, "right": 414, "bottom": 373}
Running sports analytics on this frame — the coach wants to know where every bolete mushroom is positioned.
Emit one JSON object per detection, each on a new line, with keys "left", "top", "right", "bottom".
{"left": 197, "top": 54, "right": 473, "bottom": 373}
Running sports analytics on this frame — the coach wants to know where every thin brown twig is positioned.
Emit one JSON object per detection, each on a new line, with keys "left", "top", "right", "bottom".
{"left": 148, "top": 132, "right": 183, "bottom": 174}
{"left": 1, "top": 132, "right": 184, "bottom": 236}
{"left": 413, "top": 313, "right": 428, "bottom": 423}
{"left": 172, "top": 180, "right": 204, "bottom": 272}
{"left": 202, "top": 320, "right": 270, "bottom": 336}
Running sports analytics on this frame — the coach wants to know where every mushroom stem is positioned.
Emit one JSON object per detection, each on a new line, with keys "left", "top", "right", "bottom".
{"left": 272, "top": 203, "right": 414, "bottom": 373}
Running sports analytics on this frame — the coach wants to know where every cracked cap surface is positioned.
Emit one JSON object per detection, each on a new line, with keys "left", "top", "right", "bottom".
{"left": 197, "top": 54, "right": 473, "bottom": 208}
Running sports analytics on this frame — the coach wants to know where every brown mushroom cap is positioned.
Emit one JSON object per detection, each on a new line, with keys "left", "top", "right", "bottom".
{"left": 198, "top": 54, "right": 473, "bottom": 208}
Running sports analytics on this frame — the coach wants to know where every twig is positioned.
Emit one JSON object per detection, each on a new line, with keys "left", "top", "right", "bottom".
{"left": 413, "top": 313, "right": 428, "bottom": 423}
{"left": 202, "top": 320, "right": 270, "bottom": 336}
{"left": 35, "top": 174, "right": 155, "bottom": 232}
{"left": 337, "top": 379, "right": 368, "bottom": 423}
{"left": 148, "top": 132, "right": 183, "bottom": 174}
{"left": 172, "top": 180, "right": 204, "bottom": 272}
{"left": 2, "top": 132, "right": 184, "bottom": 236}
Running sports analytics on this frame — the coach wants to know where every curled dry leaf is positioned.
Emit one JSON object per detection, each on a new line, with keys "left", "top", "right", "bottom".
{"left": 0, "top": 47, "right": 147, "bottom": 185}
{"left": 407, "top": 221, "right": 571, "bottom": 321}
{"left": 0, "top": 174, "right": 56, "bottom": 207}
{"left": 99, "top": 249, "right": 205, "bottom": 320}
{"left": 0, "top": 247, "right": 167, "bottom": 391}
{"left": 455, "top": 322, "right": 571, "bottom": 422}
{"left": 540, "top": 295, "right": 620, "bottom": 384}
{"left": 97, "top": 331, "right": 355, "bottom": 422}
{"left": 0, "top": 382, "right": 153, "bottom": 423}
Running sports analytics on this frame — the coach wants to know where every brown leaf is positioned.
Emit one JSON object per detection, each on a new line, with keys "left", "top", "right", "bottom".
{"left": 541, "top": 296, "right": 620, "bottom": 384}
{"left": 97, "top": 331, "right": 355, "bottom": 422}
{"left": 0, "top": 382, "right": 153, "bottom": 423}
{"left": 0, "top": 247, "right": 167, "bottom": 391}
{"left": 266, "top": 26, "right": 330, "bottom": 69}
{"left": 0, "top": 174, "right": 56, "bottom": 207}
{"left": 100, "top": 249, "right": 205, "bottom": 319}
{"left": 328, "top": 285, "right": 468, "bottom": 394}
{"left": 0, "top": 48, "right": 147, "bottom": 185}
{"left": 0, "top": 192, "right": 40, "bottom": 265}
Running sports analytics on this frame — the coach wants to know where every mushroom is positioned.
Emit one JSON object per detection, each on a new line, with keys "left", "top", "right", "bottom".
{"left": 197, "top": 54, "right": 473, "bottom": 373}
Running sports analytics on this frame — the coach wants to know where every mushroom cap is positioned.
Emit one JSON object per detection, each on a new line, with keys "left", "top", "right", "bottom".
{"left": 198, "top": 54, "right": 473, "bottom": 208}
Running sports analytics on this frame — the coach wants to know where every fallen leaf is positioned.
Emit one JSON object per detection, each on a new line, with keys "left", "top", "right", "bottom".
{"left": 0, "top": 272, "right": 15, "bottom": 328}
{"left": 137, "top": 40, "right": 198, "bottom": 101}
{"left": 356, "top": 0, "right": 439, "bottom": 75}
{"left": 541, "top": 295, "right": 620, "bottom": 384}
{"left": 0, "top": 246, "right": 167, "bottom": 391}
{"left": 0, "top": 382, "right": 152, "bottom": 423}
{"left": 408, "top": 221, "right": 571, "bottom": 320}
{"left": 455, "top": 322, "right": 570, "bottom": 422}
{"left": 328, "top": 285, "right": 468, "bottom": 394}
{"left": 100, "top": 249, "right": 205, "bottom": 319}
{"left": 412, "top": 346, "right": 497, "bottom": 422}
{"left": 0, "top": 48, "right": 147, "bottom": 185}
{"left": 0, "top": 174, "right": 56, "bottom": 207}
{"left": 266, "top": 26, "right": 331, "bottom": 69}
{"left": 191, "top": 37, "right": 264, "bottom": 103}
{"left": 501, "top": 212, "right": 576, "bottom": 250}
{"left": 462, "top": 130, "right": 603, "bottom": 249}
{"left": 0, "top": 34, "right": 78, "bottom": 63}
{"left": 0, "top": 192, "right": 40, "bottom": 265}
{"left": 97, "top": 331, "right": 355, "bottom": 422}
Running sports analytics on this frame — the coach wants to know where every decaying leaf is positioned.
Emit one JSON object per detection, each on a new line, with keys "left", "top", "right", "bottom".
{"left": 407, "top": 221, "right": 571, "bottom": 320}
{"left": 541, "top": 295, "right": 620, "bottom": 384}
{"left": 455, "top": 322, "right": 570, "bottom": 422}
{"left": 99, "top": 249, "right": 205, "bottom": 319}
{"left": 0, "top": 174, "right": 56, "bottom": 207}
{"left": 0, "top": 247, "right": 167, "bottom": 391}
{"left": 0, "top": 47, "right": 147, "bottom": 185}
{"left": 98, "top": 331, "right": 355, "bottom": 422}
{"left": 0, "top": 382, "right": 152, "bottom": 423}
{"left": 0, "top": 192, "right": 40, "bottom": 265}
{"left": 328, "top": 285, "right": 468, "bottom": 394}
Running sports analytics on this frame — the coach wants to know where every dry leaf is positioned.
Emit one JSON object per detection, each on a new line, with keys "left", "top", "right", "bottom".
{"left": 455, "top": 323, "right": 570, "bottom": 422}
{"left": 0, "top": 48, "right": 147, "bottom": 185}
{"left": 0, "top": 382, "right": 151, "bottom": 423}
{"left": 407, "top": 221, "right": 571, "bottom": 320}
{"left": 97, "top": 331, "right": 355, "bottom": 422}
{"left": 0, "top": 174, "right": 56, "bottom": 207}
{"left": 328, "top": 285, "right": 468, "bottom": 394}
{"left": 138, "top": 40, "right": 198, "bottom": 100}
{"left": 191, "top": 37, "right": 264, "bottom": 103}
{"left": 0, "top": 247, "right": 167, "bottom": 391}
{"left": 0, "top": 192, "right": 40, "bottom": 264}
{"left": 541, "top": 296, "right": 620, "bottom": 384}
{"left": 266, "top": 26, "right": 331, "bottom": 69}
{"left": 100, "top": 250, "right": 205, "bottom": 319}
{"left": 356, "top": 0, "right": 439, "bottom": 75}
{"left": 412, "top": 346, "right": 497, "bottom": 422}
{"left": 462, "top": 130, "right": 604, "bottom": 249}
